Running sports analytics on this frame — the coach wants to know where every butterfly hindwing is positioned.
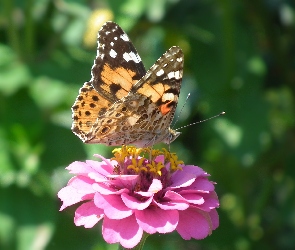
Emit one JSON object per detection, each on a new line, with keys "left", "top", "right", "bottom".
{"left": 71, "top": 81, "right": 112, "bottom": 141}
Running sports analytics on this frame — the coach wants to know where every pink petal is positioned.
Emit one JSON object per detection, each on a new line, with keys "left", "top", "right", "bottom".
{"left": 135, "top": 207, "right": 178, "bottom": 234}
{"left": 177, "top": 208, "right": 214, "bottom": 240}
{"left": 148, "top": 179, "right": 163, "bottom": 193}
{"left": 102, "top": 215, "right": 143, "bottom": 248}
{"left": 74, "top": 201, "right": 104, "bottom": 228}
{"left": 135, "top": 190, "right": 154, "bottom": 197}
{"left": 170, "top": 165, "right": 206, "bottom": 189}
{"left": 92, "top": 155, "right": 117, "bottom": 173}
{"left": 184, "top": 177, "right": 215, "bottom": 192}
{"left": 121, "top": 193, "right": 153, "bottom": 210}
{"left": 133, "top": 179, "right": 163, "bottom": 198}
{"left": 154, "top": 191, "right": 189, "bottom": 210}
{"left": 193, "top": 197, "right": 219, "bottom": 212}
{"left": 66, "top": 159, "right": 115, "bottom": 183}
{"left": 180, "top": 193, "right": 205, "bottom": 205}
{"left": 135, "top": 179, "right": 161, "bottom": 197}
{"left": 85, "top": 159, "right": 114, "bottom": 176}
{"left": 87, "top": 171, "right": 108, "bottom": 182}
{"left": 164, "top": 190, "right": 189, "bottom": 202}
{"left": 161, "top": 191, "right": 205, "bottom": 208}
{"left": 67, "top": 160, "right": 113, "bottom": 176}
{"left": 94, "top": 192, "right": 133, "bottom": 219}
{"left": 66, "top": 161, "right": 95, "bottom": 174}
{"left": 92, "top": 182, "right": 129, "bottom": 195}
{"left": 108, "top": 175, "right": 139, "bottom": 189}
{"left": 209, "top": 209, "right": 219, "bottom": 230}
{"left": 58, "top": 176, "right": 95, "bottom": 210}
{"left": 183, "top": 165, "right": 210, "bottom": 177}
{"left": 154, "top": 199, "right": 189, "bottom": 210}
{"left": 154, "top": 155, "right": 164, "bottom": 163}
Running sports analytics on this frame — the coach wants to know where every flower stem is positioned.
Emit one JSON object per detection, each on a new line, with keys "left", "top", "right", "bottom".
{"left": 117, "top": 232, "right": 149, "bottom": 250}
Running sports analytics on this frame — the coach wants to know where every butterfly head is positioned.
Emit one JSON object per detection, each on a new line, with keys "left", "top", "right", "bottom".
{"left": 163, "top": 128, "right": 181, "bottom": 144}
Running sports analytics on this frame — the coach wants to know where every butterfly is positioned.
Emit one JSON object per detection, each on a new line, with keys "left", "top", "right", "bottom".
{"left": 72, "top": 21, "right": 184, "bottom": 147}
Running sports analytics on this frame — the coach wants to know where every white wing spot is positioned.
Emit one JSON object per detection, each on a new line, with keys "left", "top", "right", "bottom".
{"left": 174, "top": 70, "right": 180, "bottom": 79}
{"left": 110, "top": 42, "right": 114, "bottom": 46}
{"left": 156, "top": 69, "right": 164, "bottom": 76}
{"left": 106, "top": 31, "right": 110, "bottom": 35}
{"left": 114, "top": 37, "right": 118, "bottom": 40}
{"left": 109, "top": 49, "right": 117, "bottom": 58}
{"left": 123, "top": 51, "right": 141, "bottom": 63}
{"left": 120, "top": 34, "right": 129, "bottom": 41}
{"left": 177, "top": 57, "right": 183, "bottom": 62}
{"left": 162, "top": 92, "right": 175, "bottom": 102}
{"left": 167, "top": 71, "right": 175, "bottom": 79}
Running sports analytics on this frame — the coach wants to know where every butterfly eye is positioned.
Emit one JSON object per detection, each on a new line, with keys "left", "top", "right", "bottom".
{"left": 167, "top": 131, "right": 181, "bottom": 143}
{"left": 169, "top": 133, "right": 174, "bottom": 141}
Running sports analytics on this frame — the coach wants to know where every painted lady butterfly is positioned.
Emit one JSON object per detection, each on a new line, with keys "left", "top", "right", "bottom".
{"left": 72, "top": 21, "right": 184, "bottom": 147}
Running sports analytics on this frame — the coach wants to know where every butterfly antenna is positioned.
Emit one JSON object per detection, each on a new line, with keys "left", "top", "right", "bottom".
{"left": 172, "top": 93, "right": 191, "bottom": 128}
{"left": 175, "top": 111, "right": 225, "bottom": 131}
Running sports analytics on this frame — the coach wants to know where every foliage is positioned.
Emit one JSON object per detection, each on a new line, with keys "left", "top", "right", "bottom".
{"left": 0, "top": 0, "right": 294, "bottom": 249}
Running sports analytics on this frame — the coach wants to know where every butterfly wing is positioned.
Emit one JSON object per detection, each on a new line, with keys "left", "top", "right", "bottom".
{"left": 72, "top": 21, "right": 146, "bottom": 141}
{"left": 131, "top": 46, "right": 184, "bottom": 129}
{"left": 86, "top": 46, "right": 184, "bottom": 146}
{"left": 91, "top": 21, "right": 146, "bottom": 102}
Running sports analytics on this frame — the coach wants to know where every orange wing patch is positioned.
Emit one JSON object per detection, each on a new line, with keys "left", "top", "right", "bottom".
{"left": 136, "top": 82, "right": 163, "bottom": 102}
{"left": 100, "top": 64, "right": 138, "bottom": 99}
{"left": 136, "top": 82, "right": 178, "bottom": 115}
{"left": 160, "top": 100, "right": 174, "bottom": 115}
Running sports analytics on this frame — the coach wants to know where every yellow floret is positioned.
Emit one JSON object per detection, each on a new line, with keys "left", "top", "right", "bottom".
{"left": 112, "top": 146, "right": 183, "bottom": 174}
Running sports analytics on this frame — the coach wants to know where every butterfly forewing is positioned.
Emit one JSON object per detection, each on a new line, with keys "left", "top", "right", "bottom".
{"left": 131, "top": 46, "right": 184, "bottom": 128}
{"left": 91, "top": 21, "right": 146, "bottom": 102}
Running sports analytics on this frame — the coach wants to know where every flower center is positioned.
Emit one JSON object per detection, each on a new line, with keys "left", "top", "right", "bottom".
{"left": 112, "top": 146, "right": 184, "bottom": 176}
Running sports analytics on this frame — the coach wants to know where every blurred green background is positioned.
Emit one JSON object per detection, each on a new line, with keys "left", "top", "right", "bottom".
{"left": 1, "top": 0, "right": 295, "bottom": 249}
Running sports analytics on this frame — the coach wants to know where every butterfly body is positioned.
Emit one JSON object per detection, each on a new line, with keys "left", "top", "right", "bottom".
{"left": 72, "top": 21, "right": 184, "bottom": 147}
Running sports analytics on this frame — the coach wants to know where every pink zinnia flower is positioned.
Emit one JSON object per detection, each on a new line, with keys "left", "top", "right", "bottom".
{"left": 58, "top": 146, "right": 219, "bottom": 248}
